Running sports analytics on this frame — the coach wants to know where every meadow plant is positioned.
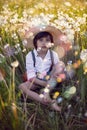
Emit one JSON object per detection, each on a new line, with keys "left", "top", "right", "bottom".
{"left": 0, "top": 0, "right": 87, "bottom": 130}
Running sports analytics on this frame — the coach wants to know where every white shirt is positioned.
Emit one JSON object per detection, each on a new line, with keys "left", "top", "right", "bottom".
{"left": 26, "top": 49, "right": 59, "bottom": 80}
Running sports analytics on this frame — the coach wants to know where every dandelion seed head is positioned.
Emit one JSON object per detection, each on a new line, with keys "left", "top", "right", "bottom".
{"left": 11, "top": 60, "right": 19, "bottom": 68}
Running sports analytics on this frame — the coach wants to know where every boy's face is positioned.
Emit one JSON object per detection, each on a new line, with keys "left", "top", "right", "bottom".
{"left": 37, "top": 36, "right": 52, "bottom": 52}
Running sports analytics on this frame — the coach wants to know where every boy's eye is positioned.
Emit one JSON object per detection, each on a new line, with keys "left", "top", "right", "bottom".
{"left": 39, "top": 38, "right": 43, "bottom": 41}
{"left": 39, "top": 38, "right": 51, "bottom": 42}
{"left": 46, "top": 39, "right": 51, "bottom": 42}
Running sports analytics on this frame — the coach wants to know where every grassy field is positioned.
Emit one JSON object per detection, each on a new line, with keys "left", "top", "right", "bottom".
{"left": 0, "top": 0, "right": 87, "bottom": 130}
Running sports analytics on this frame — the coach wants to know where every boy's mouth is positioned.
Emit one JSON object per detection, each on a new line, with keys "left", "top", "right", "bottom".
{"left": 42, "top": 46, "right": 47, "bottom": 49}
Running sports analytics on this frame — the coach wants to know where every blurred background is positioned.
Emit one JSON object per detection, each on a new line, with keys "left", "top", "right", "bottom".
{"left": 0, "top": 0, "right": 87, "bottom": 130}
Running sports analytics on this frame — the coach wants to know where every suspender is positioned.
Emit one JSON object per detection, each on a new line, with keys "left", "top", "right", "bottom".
{"left": 31, "top": 50, "right": 36, "bottom": 67}
{"left": 31, "top": 49, "right": 54, "bottom": 71}
{"left": 49, "top": 49, "right": 54, "bottom": 72}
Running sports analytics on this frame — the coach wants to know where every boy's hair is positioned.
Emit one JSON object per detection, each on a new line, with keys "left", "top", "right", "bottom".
{"left": 33, "top": 31, "right": 53, "bottom": 49}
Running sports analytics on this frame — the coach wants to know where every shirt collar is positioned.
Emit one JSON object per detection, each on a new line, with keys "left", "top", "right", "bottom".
{"left": 46, "top": 49, "right": 50, "bottom": 57}
{"left": 33, "top": 49, "right": 50, "bottom": 57}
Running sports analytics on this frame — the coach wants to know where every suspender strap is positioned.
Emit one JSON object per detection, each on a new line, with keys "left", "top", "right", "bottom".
{"left": 49, "top": 49, "right": 54, "bottom": 72}
{"left": 49, "top": 49, "right": 54, "bottom": 66}
{"left": 31, "top": 49, "right": 54, "bottom": 71}
{"left": 31, "top": 50, "right": 36, "bottom": 67}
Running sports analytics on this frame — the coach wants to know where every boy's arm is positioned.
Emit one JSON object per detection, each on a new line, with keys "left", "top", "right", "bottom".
{"left": 26, "top": 52, "right": 36, "bottom": 80}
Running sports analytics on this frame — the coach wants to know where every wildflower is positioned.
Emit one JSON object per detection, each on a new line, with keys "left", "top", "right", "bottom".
{"left": 74, "top": 51, "right": 78, "bottom": 56}
{"left": 59, "top": 73, "right": 66, "bottom": 80}
{"left": 80, "top": 49, "right": 87, "bottom": 62}
{"left": 77, "top": 60, "right": 81, "bottom": 66}
{"left": 73, "top": 62, "right": 79, "bottom": 69}
{"left": 57, "top": 96, "right": 63, "bottom": 104}
{"left": 11, "top": 60, "right": 19, "bottom": 68}
{"left": 12, "top": 33, "right": 18, "bottom": 39}
{"left": 14, "top": 43, "right": 21, "bottom": 54}
{"left": 22, "top": 48, "right": 26, "bottom": 53}
{"left": 56, "top": 77, "right": 62, "bottom": 83}
{"left": 46, "top": 42, "right": 54, "bottom": 48}
{"left": 22, "top": 39, "right": 28, "bottom": 47}
{"left": 64, "top": 2, "right": 71, "bottom": 7}
{"left": 44, "top": 88, "right": 50, "bottom": 93}
{"left": 28, "top": 8, "right": 35, "bottom": 14}
{"left": 46, "top": 84, "right": 50, "bottom": 88}
{"left": 4, "top": 44, "right": 15, "bottom": 57}
{"left": 45, "top": 75, "right": 50, "bottom": 80}
{"left": 67, "top": 104, "right": 72, "bottom": 109}
{"left": 53, "top": 91, "right": 60, "bottom": 99}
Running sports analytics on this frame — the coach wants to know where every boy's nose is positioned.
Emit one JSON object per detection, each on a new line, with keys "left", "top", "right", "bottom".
{"left": 42, "top": 41, "right": 47, "bottom": 45}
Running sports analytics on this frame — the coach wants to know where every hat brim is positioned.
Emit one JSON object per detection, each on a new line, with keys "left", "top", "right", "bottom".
{"left": 24, "top": 25, "right": 64, "bottom": 48}
{"left": 23, "top": 25, "right": 72, "bottom": 58}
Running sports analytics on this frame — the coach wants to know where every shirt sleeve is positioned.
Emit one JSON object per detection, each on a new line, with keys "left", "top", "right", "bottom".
{"left": 52, "top": 51, "right": 60, "bottom": 64}
{"left": 26, "top": 52, "right": 36, "bottom": 80}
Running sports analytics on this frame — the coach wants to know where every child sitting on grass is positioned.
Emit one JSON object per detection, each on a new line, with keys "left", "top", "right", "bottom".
{"left": 19, "top": 31, "right": 65, "bottom": 112}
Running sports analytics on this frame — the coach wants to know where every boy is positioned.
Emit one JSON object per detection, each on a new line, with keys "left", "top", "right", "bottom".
{"left": 19, "top": 31, "right": 65, "bottom": 112}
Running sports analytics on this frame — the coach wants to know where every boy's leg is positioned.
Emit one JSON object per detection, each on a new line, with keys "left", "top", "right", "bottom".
{"left": 19, "top": 81, "right": 61, "bottom": 111}
{"left": 19, "top": 81, "right": 48, "bottom": 104}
